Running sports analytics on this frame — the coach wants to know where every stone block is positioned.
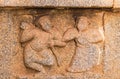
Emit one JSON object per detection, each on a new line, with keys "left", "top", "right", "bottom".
{"left": 0, "top": 0, "right": 113, "bottom": 8}
{"left": 114, "top": 0, "right": 120, "bottom": 8}
{"left": 104, "top": 12, "right": 120, "bottom": 79}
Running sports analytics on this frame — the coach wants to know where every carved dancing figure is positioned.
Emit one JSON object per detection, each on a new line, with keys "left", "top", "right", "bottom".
{"left": 63, "top": 16, "right": 104, "bottom": 72}
{"left": 20, "top": 16, "right": 66, "bottom": 73}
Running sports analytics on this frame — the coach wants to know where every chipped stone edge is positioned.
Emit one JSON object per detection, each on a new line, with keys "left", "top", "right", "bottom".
{"left": 0, "top": 0, "right": 118, "bottom": 9}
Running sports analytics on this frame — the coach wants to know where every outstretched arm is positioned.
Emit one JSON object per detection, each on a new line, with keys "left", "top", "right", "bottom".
{"left": 62, "top": 28, "right": 79, "bottom": 42}
{"left": 48, "top": 40, "right": 66, "bottom": 48}
{"left": 20, "top": 22, "right": 35, "bottom": 43}
{"left": 53, "top": 40, "right": 66, "bottom": 47}
{"left": 20, "top": 29, "right": 35, "bottom": 43}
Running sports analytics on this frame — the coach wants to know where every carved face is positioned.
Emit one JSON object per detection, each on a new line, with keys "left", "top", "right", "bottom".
{"left": 20, "top": 22, "right": 35, "bottom": 30}
{"left": 77, "top": 16, "right": 89, "bottom": 31}
{"left": 38, "top": 16, "right": 53, "bottom": 32}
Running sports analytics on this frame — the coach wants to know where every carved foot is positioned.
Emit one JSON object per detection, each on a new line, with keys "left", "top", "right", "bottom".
{"left": 67, "top": 67, "right": 85, "bottom": 73}
{"left": 67, "top": 67, "right": 75, "bottom": 73}
{"left": 16, "top": 76, "right": 28, "bottom": 79}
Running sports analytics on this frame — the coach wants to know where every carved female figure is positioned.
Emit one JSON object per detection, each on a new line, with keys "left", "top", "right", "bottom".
{"left": 63, "top": 16, "right": 104, "bottom": 72}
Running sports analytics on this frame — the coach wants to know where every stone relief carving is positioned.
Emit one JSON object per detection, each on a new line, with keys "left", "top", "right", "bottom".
{"left": 20, "top": 16, "right": 66, "bottom": 73}
{"left": 63, "top": 16, "right": 104, "bottom": 72}
{"left": 20, "top": 15, "right": 104, "bottom": 73}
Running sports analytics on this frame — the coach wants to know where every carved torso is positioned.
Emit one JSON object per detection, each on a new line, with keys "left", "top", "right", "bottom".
{"left": 30, "top": 29, "right": 52, "bottom": 51}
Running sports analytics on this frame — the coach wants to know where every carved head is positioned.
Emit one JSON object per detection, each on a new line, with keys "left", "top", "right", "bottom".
{"left": 20, "top": 22, "right": 35, "bottom": 30}
{"left": 37, "top": 16, "right": 53, "bottom": 32}
{"left": 77, "top": 16, "right": 89, "bottom": 31}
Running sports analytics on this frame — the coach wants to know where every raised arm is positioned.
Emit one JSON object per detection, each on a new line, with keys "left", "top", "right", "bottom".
{"left": 20, "top": 30, "right": 35, "bottom": 43}
{"left": 20, "top": 22, "right": 35, "bottom": 43}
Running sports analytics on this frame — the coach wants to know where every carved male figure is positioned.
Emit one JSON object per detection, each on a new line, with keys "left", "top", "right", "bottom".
{"left": 20, "top": 16, "right": 66, "bottom": 73}
{"left": 63, "top": 16, "right": 104, "bottom": 72}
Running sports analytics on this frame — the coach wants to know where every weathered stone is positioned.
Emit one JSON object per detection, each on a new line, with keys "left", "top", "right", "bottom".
{"left": 114, "top": 0, "right": 120, "bottom": 8}
{"left": 5, "top": 10, "right": 104, "bottom": 79}
{"left": 104, "top": 12, "right": 120, "bottom": 79}
{"left": 0, "top": 0, "right": 113, "bottom": 8}
{"left": 63, "top": 14, "right": 104, "bottom": 73}
{"left": 0, "top": 7, "right": 120, "bottom": 79}
{"left": 8, "top": 10, "right": 76, "bottom": 79}
{"left": 0, "top": 10, "right": 22, "bottom": 79}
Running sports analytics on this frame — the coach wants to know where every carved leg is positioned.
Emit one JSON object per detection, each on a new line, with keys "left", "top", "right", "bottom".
{"left": 24, "top": 44, "right": 45, "bottom": 73}
{"left": 37, "top": 49, "right": 55, "bottom": 66}
{"left": 67, "top": 45, "right": 100, "bottom": 73}
{"left": 67, "top": 46, "right": 89, "bottom": 72}
{"left": 26, "top": 62, "right": 46, "bottom": 73}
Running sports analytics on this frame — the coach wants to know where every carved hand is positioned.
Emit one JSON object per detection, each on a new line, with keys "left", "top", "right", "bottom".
{"left": 48, "top": 40, "right": 66, "bottom": 48}
{"left": 53, "top": 40, "right": 66, "bottom": 47}
{"left": 20, "top": 22, "right": 27, "bottom": 30}
{"left": 62, "top": 28, "right": 79, "bottom": 42}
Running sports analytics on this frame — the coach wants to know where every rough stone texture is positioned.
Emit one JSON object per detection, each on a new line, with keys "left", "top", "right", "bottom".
{"left": 5, "top": 0, "right": 120, "bottom": 9}
{"left": 0, "top": 10, "right": 11, "bottom": 79}
{"left": 114, "top": 0, "right": 120, "bottom": 8}
{"left": 0, "top": 10, "right": 22, "bottom": 79}
{"left": 1, "top": 8, "right": 120, "bottom": 79}
{"left": 62, "top": 14, "right": 104, "bottom": 73}
{"left": 104, "top": 12, "right": 120, "bottom": 79}
{"left": 0, "top": 0, "right": 113, "bottom": 8}
{"left": 0, "top": 9, "right": 104, "bottom": 79}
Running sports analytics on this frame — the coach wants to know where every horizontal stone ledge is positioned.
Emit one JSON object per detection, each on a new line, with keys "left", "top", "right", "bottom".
{"left": 1, "top": 0, "right": 120, "bottom": 9}
{"left": 0, "top": 0, "right": 114, "bottom": 8}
